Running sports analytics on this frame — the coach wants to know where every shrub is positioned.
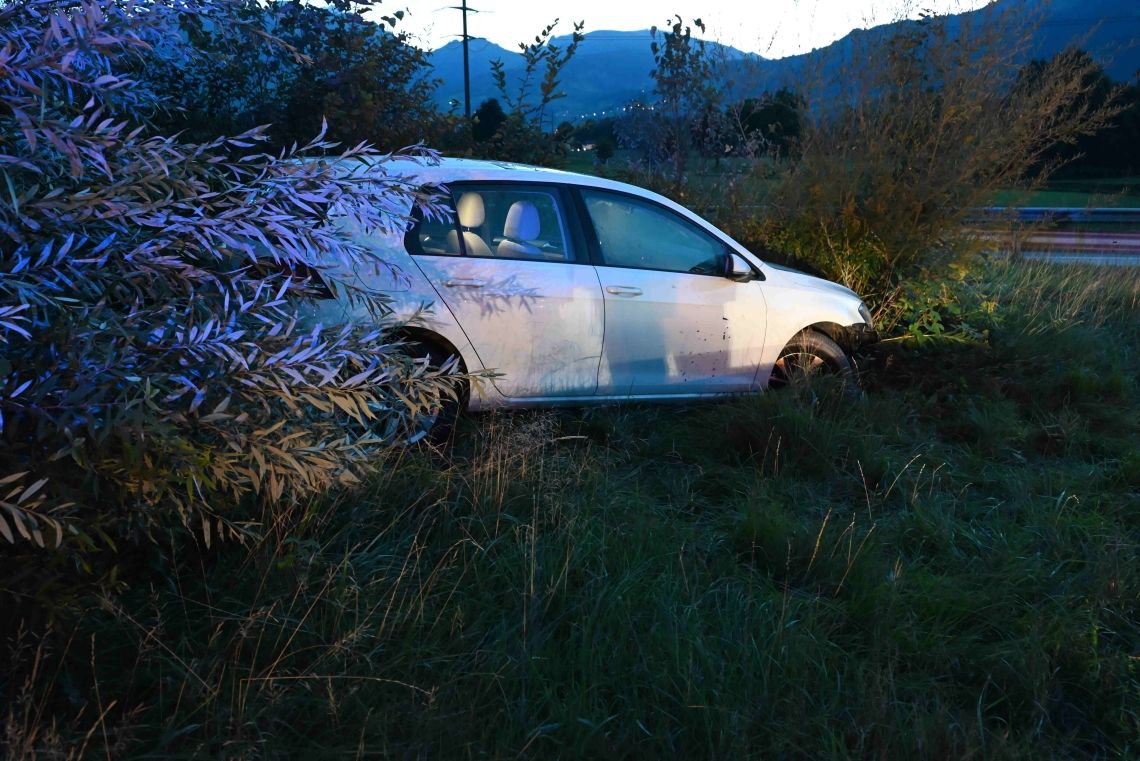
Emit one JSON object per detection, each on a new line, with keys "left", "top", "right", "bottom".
{"left": 0, "top": 0, "right": 457, "bottom": 552}
{"left": 759, "top": 3, "right": 1125, "bottom": 296}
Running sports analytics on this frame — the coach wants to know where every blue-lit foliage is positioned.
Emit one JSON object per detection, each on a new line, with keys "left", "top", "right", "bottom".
{"left": 0, "top": 0, "right": 457, "bottom": 549}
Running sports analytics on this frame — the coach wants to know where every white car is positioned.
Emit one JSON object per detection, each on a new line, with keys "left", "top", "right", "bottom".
{"left": 327, "top": 158, "right": 876, "bottom": 432}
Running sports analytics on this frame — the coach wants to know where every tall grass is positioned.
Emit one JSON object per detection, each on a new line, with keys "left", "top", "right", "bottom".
{"left": 3, "top": 259, "right": 1138, "bottom": 758}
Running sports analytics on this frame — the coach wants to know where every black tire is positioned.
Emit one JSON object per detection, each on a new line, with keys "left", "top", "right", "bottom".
{"left": 768, "top": 330, "right": 860, "bottom": 397}
{"left": 404, "top": 340, "right": 466, "bottom": 444}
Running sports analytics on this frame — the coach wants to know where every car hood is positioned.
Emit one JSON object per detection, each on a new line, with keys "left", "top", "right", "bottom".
{"left": 762, "top": 261, "right": 860, "bottom": 300}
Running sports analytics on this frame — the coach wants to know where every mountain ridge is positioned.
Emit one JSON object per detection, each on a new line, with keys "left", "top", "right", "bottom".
{"left": 426, "top": 1, "right": 1140, "bottom": 124}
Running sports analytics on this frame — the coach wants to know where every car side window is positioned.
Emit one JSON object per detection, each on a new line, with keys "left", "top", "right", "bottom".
{"left": 405, "top": 201, "right": 463, "bottom": 257}
{"left": 450, "top": 185, "right": 574, "bottom": 262}
{"left": 581, "top": 190, "right": 726, "bottom": 275}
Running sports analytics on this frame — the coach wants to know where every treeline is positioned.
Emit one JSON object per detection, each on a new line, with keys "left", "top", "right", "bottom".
{"left": 1026, "top": 50, "right": 1140, "bottom": 179}
{"left": 140, "top": 3, "right": 1139, "bottom": 186}
{"left": 134, "top": 0, "right": 583, "bottom": 165}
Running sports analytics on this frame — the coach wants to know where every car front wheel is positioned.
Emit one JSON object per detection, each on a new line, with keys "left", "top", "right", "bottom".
{"left": 768, "top": 330, "right": 859, "bottom": 396}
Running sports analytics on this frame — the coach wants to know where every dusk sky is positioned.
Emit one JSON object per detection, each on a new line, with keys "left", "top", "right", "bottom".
{"left": 391, "top": 0, "right": 993, "bottom": 58}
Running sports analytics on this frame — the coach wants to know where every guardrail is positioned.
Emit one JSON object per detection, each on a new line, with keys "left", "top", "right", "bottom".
{"left": 968, "top": 208, "right": 1140, "bottom": 265}
{"left": 969, "top": 207, "right": 1140, "bottom": 225}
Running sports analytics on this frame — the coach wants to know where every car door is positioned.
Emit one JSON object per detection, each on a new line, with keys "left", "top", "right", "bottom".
{"left": 577, "top": 188, "right": 768, "bottom": 396}
{"left": 408, "top": 183, "right": 605, "bottom": 398}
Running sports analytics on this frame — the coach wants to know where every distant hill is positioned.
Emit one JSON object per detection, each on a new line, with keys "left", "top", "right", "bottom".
{"left": 1028, "top": 0, "right": 1140, "bottom": 77}
{"left": 427, "top": 0, "right": 1140, "bottom": 125}
{"left": 428, "top": 30, "right": 753, "bottom": 124}
{"left": 428, "top": 37, "right": 515, "bottom": 116}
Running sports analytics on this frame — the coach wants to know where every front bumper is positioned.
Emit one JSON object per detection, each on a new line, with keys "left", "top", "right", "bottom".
{"left": 845, "top": 322, "right": 880, "bottom": 349}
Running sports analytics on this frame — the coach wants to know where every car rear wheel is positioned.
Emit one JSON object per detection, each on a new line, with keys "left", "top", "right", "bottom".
{"left": 404, "top": 340, "right": 465, "bottom": 444}
{"left": 768, "top": 330, "right": 859, "bottom": 397}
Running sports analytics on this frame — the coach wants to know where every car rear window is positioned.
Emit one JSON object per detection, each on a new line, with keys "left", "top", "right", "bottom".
{"left": 405, "top": 204, "right": 462, "bottom": 257}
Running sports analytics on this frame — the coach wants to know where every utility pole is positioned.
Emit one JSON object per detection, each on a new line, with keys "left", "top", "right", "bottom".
{"left": 446, "top": 0, "right": 479, "bottom": 119}
{"left": 461, "top": 0, "right": 471, "bottom": 119}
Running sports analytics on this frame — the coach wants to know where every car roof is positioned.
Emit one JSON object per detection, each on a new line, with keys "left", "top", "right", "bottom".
{"left": 404, "top": 157, "right": 646, "bottom": 197}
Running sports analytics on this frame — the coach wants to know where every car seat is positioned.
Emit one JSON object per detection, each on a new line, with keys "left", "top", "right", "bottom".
{"left": 497, "top": 201, "right": 544, "bottom": 258}
{"left": 447, "top": 192, "right": 493, "bottom": 257}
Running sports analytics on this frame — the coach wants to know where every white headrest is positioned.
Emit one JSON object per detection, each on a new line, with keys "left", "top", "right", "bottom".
{"left": 503, "top": 201, "right": 540, "bottom": 240}
{"left": 456, "top": 192, "right": 485, "bottom": 228}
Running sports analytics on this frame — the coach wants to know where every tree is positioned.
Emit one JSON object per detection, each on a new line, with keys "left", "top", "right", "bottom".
{"left": 614, "top": 100, "right": 672, "bottom": 171}
{"left": 141, "top": 0, "right": 440, "bottom": 151}
{"left": 472, "top": 98, "right": 507, "bottom": 143}
{"left": 1020, "top": 50, "right": 1140, "bottom": 178}
{"left": 0, "top": 0, "right": 460, "bottom": 551}
{"left": 613, "top": 17, "right": 726, "bottom": 189}
{"left": 275, "top": 1, "right": 439, "bottom": 150}
{"left": 734, "top": 88, "right": 804, "bottom": 158}
{"left": 596, "top": 137, "right": 615, "bottom": 164}
{"left": 490, "top": 18, "right": 585, "bottom": 124}
{"left": 646, "top": 16, "right": 722, "bottom": 190}
{"left": 467, "top": 19, "right": 585, "bottom": 167}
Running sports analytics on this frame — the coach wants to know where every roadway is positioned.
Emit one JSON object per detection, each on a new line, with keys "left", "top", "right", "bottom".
{"left": 971, "top": 208, "right": 1140, "bottom": 266}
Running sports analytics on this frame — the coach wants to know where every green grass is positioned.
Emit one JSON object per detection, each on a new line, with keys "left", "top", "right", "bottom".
{"left": 3, "top": 260, "right": 1139, "bottom": 758}
{"left": 989, "top": 177, "right": 1140, "bottom": 208}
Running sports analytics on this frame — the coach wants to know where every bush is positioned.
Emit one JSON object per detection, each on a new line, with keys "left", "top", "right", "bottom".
{"left": 0, "top": 0, "right": 457, "bottom": 553}
{"left": 756, "top": 4, "right": 1124, "bottom": 297}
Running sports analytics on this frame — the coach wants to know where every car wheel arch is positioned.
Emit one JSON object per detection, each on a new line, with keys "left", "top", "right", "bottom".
{"left": 389, "top": 327, "right": 471, "bottom": 404}
{"left": 800, "top": 321, "right": 876, "bottom": 355}
{"left": 803, "top": 321, "right": 850, "bottom": 351}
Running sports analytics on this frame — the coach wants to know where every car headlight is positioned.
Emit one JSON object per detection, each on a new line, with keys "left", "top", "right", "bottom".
{"left": 858, "top": 302, "right": 873, "bottom": 328}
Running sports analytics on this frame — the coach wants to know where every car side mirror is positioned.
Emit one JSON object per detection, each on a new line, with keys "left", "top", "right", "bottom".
{"left": 726, "top": 252, "right": 758, "bottom": 282}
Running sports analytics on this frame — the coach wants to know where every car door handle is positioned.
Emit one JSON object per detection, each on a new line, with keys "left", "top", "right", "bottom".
{"left": 443, "top": 278, "right": 485, "bottom": 288}
{"left": 605, "top": 286, "right": 643, "bottom": 296}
